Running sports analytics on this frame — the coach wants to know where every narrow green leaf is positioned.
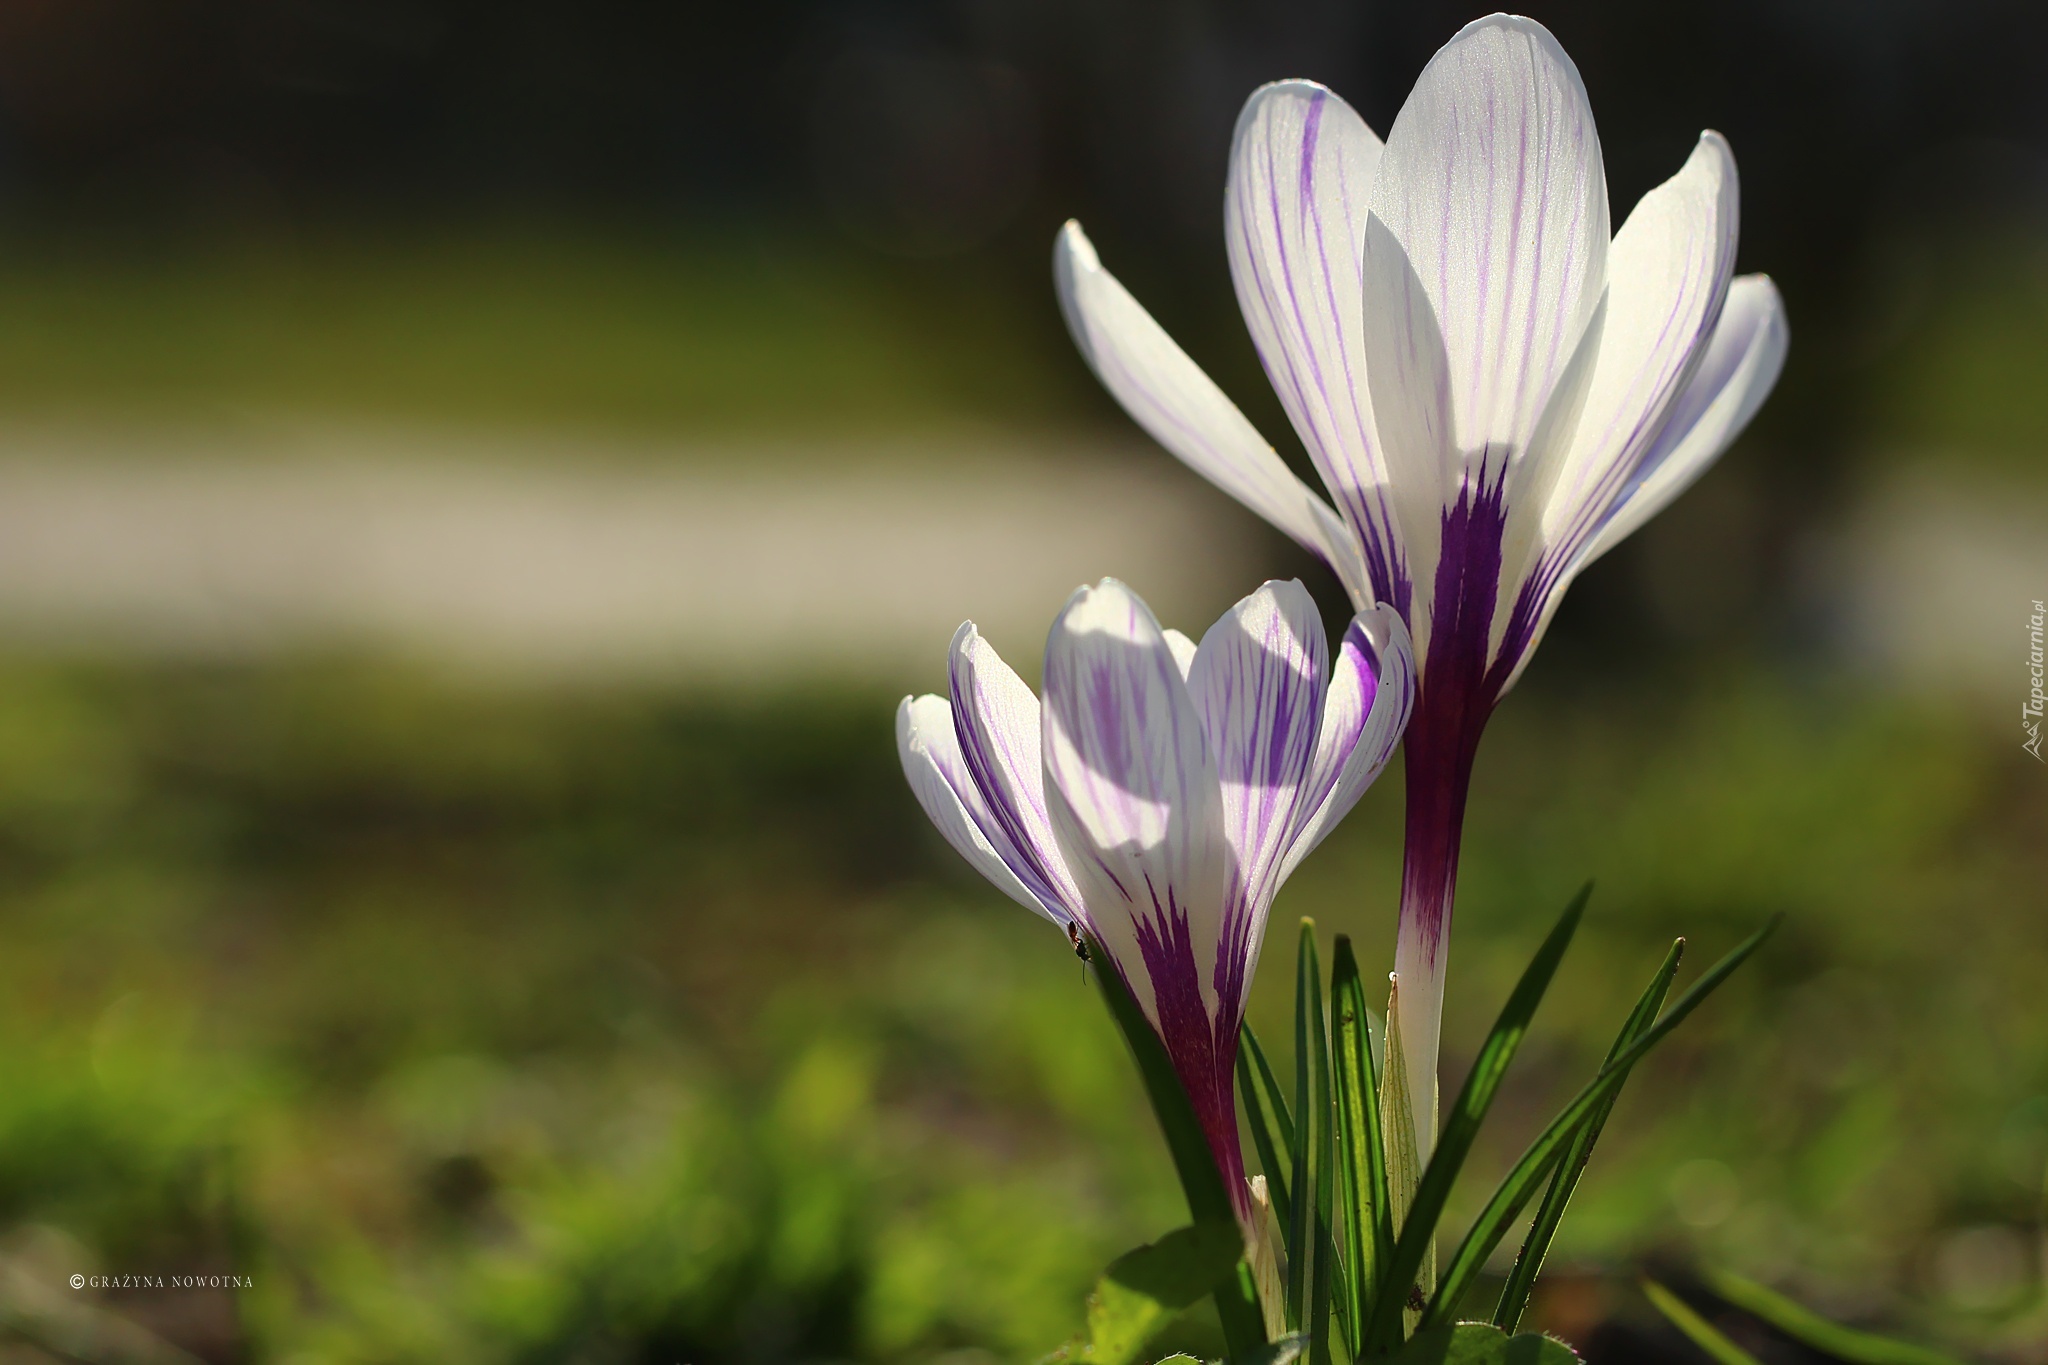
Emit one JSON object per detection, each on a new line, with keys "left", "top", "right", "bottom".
{"left": 1332, "top": 934, "right": 1392, "bottom": 1351}
{"left": 1287, "top": 922, "right": 1317, "bottom": 1327}
{"left": 1421, "top": 917, "right": 1780, "bottom": 1330}
{"left": 1086, "top": 935, "right": 1266, "bottom": 1358}
{"left": 1242, "top": 1019, "right": 1297, "bottom": 1156}
{"left": 1493, "top": 938, "right": 1685, "bottom": 1332}
{"left": 1305, "top": 923, "right": 1337, "bottom": 1365}
{"left": 1705, "top": 1270, "right": 1968, "bottom": 1365}
{"left": 1377, "top": 978, "right": 1425, "bottom": 1339}
{"left": 1366, "top": 886, "right": 1591, "bottom": 1352}
{"left": 1641, "top": 1278, "right": 1763, "bottom": 1365}
{"left": 1084, "top": 1223, "right": 1246, "bottom": 1365}
{"left": 1237, "top": 1036, "right": 1293, "bottom": 1231}
{"left": 1381, "top": 1322, "right": 1581, "bottom": 1363}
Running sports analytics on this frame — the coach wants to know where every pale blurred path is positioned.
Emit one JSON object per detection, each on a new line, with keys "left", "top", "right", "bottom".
{"left": 0, "top": 426, "right": 1265, "bottom": 684}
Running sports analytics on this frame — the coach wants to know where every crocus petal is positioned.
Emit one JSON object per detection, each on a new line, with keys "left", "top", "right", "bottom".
{"left": 1185, "top": 579, "right": 1328, "bottom": 931}
{"left": 1531, "top": 131, "right": 1739, "bottom": 570}
{"left": 949, "top": 621, "right": 1087, "bottom": 917}
{"left": 1226, "top": 81, "right": 1407, "bottom": 613}
{"left": 1581, "top": 273, "right": 1788, "bottom": 562}
{"left": 1494, "top": 273, "right": 1788, "bottom": 694}
{"left": 1279, "top": 603, "right": 1415, "bottom": 885}
{"left": 1163, "top": 627, "right": 1199, "bottom": 680}
{"left": 1488, "top": 130, "right": 1739, "bottom": 675}
{"left": 1041, "top": 579, "right": 1229, "bottom": 1025}
{"left": 1369, "top": 14, "right": 1609, "bottom": 469}
{"left": 1055, "top": 221, "right": 1372, "bottom": 605}
{"left": 896, "top": 694, "right": 1067, "bottom": 924}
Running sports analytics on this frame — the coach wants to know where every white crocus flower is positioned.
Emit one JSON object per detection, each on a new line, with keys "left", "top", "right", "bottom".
{"left": 898, "top": 578, "right": 1412, "bottom": 1227}
{"left": 1054, "top": 13, "right": 1788, "bottom": 1155}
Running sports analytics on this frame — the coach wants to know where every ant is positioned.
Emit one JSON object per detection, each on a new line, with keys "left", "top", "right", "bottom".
{"left": 1065, "top": 922, "right": 1091, "bottom": 963}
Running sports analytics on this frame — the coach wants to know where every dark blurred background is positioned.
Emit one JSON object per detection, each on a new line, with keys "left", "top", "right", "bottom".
{"left": 0, "top": 2, "right": 2039, "bottom": 1363}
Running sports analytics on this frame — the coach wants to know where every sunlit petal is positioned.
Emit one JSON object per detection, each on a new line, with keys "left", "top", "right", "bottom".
{"left": 1533, "top": 132, "right": 1739, "bottom": 572}
{"left": 1055, "top": 221, "right": 1371, "bottom": 604}
{"left": 1496, "top": 273, "right": 1788, "bottom": 694}
{"left": 1041, "top": 578, "right": 1228, "bottom": 1025}
{"left": 1226, "top": 81, "right": 1406, "bottom": 611}
{"left": 896, "top": 694, "right": 1067, "bottom": 924}
{"left": 948, "top": 621, "right": 1087, "bottom": 917}
{"left": 1280, "top": 603, "right": 1415, "bottom": 885}
{"left": 1185, "top": 579, "right": 1328, "bottom": 931}
{"left": 1582, "top": 273, "right": 1787, "bottom": 563}
{"left": 1369, "top": 14, "right": 1609, "bottom": 468}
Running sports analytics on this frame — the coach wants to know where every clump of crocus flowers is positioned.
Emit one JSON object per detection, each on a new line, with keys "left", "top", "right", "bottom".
{"left": 898, "top": 12, "right": 1793, "bottom": 1363}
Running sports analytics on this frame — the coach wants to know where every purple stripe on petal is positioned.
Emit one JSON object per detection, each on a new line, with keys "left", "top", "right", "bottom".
{"left": 897, "top": 694, "right": 1071, "bottom": 925}
{"left": 1370, "top": 15, "right": 1608, "bottom": 459}
{"left": 948, "top": 622, "right": 1088, "bottom": 921}
{"left": 1187, "top": 580, "right": 1328, "bottom": 937}
{"left": 1042, "top": 579, "right": 1229, "bottom": 1023}
{"left": 1131, "top": 880, "right": 1250, "bottom": 1222}
{"left": 1054, "top": 223, "right": 1369, "bottom": 603}
{"left": 1400, "top": 471, "right": 1511, "bottom": 965}
{"left": 1279, "top": 604, "right": 1415, "bottom": 885}
{"left": 1224, "top": 80, "right": 1410, "bottom": 612}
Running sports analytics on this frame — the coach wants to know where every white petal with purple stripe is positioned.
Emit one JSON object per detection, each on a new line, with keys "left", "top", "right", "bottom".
{"left": 1186, "top": 579, "right": 1328, "bottom": 931}
{"left": 1226, "top": 82, "right": 1406, "bottom": 612}
{"left": 1041, "top": 579, "right": 1229, "bottom": 1023}
{"left": 896, "top": 694, "right": 1066, "bottom": 924}
{"left": 1370, "top": 14, "right": 1609, "bottom": 469}
{"left": 949, "top": 621, "right": 1086, "bottom": 917}
{"left": 1280, "top": 603, "right": 1416, "bottom": 884}
{"left": 1055, "top": 222, "right": 1370, "bottom": 605}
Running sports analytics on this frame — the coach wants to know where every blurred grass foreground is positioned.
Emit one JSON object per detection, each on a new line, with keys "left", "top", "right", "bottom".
{"left": 0, "top": 215, "right": 2037, "bottom": 1365}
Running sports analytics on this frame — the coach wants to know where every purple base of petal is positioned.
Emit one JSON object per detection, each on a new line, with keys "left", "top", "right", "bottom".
{"left": 1400, "top": 471, "right": 1513, "bottom": 962}
{"left": 1132, "top": 885, "right": 1251, "bottom": 1223}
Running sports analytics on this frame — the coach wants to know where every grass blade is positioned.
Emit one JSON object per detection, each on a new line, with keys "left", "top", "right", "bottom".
{"left": 1331, "top": 935, "right": 1392, "bottom": 1351}
{"left": 1363, "top": 885, "right": 1591, "bottom": 1353}
{"left": 1377, "top": 979, "right": 1424, "bottom": 1337}
{"left": 1493, "top": 938, "right": 1686, "bottom": 1332}
{"left": 1237, "top": 1040, "right": 1293, "bottom": 1232}
{"left": 1642, "top": 1278, "right": 1764, "bottom": 1365}
{"left": 1242, "top": 1019, "right": 1297, "bottom": 1157}
{"left": 1305, "top": 923, "right": 1337, "bottom": 1365}
{"left": 1287, "top": 923, "right": 1314, "bottom": 1328}
{"left": 1705, "top": 1270, "right": 1968, "bottom": 1365}
{"left": 1084, "top": 933, "right": 1265, "bottom": 1357}
{"left": 1421, "top": 916, "right": 1780, "bottom": 1331}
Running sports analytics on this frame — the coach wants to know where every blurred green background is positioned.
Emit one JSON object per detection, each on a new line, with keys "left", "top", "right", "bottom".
{"left": 0, "top": 3, "right": 2040, "bottom": 1364}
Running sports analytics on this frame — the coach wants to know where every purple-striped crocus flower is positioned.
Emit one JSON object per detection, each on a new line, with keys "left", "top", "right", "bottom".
{"left": 1054, "top": 13, "right": 1788, "bottom": 1153}
{"left": 897, "top": 578, "right": 1412, "bottom": 1225}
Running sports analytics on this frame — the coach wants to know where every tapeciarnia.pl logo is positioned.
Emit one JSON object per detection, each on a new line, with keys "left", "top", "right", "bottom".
{"left": 2026, "top": 599, "right": 2045, "bottom": 762}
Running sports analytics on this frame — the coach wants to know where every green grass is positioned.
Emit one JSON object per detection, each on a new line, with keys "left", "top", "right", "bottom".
{"left": 0, "top": 656, "right": 2037, "bottom": 1361}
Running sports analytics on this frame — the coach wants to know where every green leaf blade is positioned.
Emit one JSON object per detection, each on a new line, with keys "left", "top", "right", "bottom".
{"left": 1238, "top": 1036, "right": 1294, "bottom": 1233}
{"left": 1242, "top": 1018, "right": 1298, "bottom": 1157}
{"left": 1332, "top": 934, "right": 1392, "bottom": 1351}
{"left": 1704, "top": 1270, "right": 1969, "bottom": 1365}
{"left": 1306, "top": 922, "right": 1338, "bottom": 1365}
{"left": 1424, "top": 917, "right": 1780, "bottom": 1331}
{"left": 1492, "top": 938, "right": 1686, "bottom": 1333}
{"left": 1366, "top": 885, "right": 1592, "bottom": 1352}
{"left": 1641, "top": 1278, "right": 1764, "bottom": 1365}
